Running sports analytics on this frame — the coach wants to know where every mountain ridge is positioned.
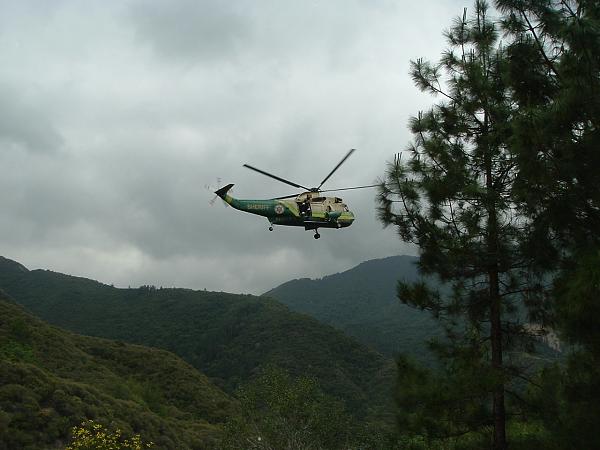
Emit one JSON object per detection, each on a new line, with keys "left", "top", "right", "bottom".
{"left": 0, "top": 255, "right": 395, "bottom": 422}
{"left": 264, "top": 254, "right": 443, "bottom": 359}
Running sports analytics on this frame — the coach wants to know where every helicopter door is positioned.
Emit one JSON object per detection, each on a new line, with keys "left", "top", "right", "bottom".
{"left": 298, "top": 200, "right": 311, "bottom": 217}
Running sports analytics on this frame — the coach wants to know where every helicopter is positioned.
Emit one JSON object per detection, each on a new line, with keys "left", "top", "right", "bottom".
{"left": 214, "top": 149, "right": 378, "bottom": 239}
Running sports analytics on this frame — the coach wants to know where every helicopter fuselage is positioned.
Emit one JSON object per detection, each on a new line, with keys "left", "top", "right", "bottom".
{"left": 215, "top": 184, "right": 355, "bottom": 230}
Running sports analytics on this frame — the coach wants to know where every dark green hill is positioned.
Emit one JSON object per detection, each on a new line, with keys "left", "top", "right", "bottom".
{"left": 264, "top": 255, "right": 442, "bottom": 359}
{"left": 0, "top": 290, "right": 234, "bottom": 450}
{"left": 0, "top": 257, "right": 394, "bottom": 420}
{"left": 265, "top": 256, "right": 561, "bottom": 368}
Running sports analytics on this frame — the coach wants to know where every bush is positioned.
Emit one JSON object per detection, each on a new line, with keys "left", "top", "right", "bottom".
{"left": 65, "top": 420, "right": 153, "bottom": 450}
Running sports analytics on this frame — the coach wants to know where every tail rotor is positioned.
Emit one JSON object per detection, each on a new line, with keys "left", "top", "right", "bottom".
{"left": 205, "top": 178, "right": 231, "bottom": 207}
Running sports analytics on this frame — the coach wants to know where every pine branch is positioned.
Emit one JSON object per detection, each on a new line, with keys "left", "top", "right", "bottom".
{"left": 560, "top": 0, "right": 578, "bottom": 20}
{"left": 518, "top": 7, "right": 561, "bottom": 79}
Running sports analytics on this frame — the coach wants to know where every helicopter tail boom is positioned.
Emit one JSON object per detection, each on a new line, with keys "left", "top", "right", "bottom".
{"left": 214, "top": 183, "right": 235, "bottom": 198}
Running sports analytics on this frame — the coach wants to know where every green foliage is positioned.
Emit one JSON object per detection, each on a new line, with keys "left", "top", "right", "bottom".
{"left": 393, "top": 357, "right": 557, "bottom": 450}
{"left": 0, "top": 294, "right": 233, "bottom": 449}
{"left": 221, "top": 366, "right": 350, "bottom": 449}
{"left": 525, "top": 251, "right": 600, "bottom": 449}
{"left": 66, "top": 420, "right": 153, "bottom": 450}
{"left": 395, "top": 355, "right": 489, "bottom": 441}
{"left": 377, "top": 2, "right": 553, "bottom": 448}
{"left": 0, "top": 340, "right": 35, "bottom": 364}
{"left": 0, "top": 317, "right": 35, "bottom": 364}
{"left": 0, "top": 256, "right": 393, "bottom": 423}
{"left": 527, "top": 360, "right": 600, "bottom": 450}
{"left": 495, "top": 2, "right": 600, "bottom": 448}
{"left": 221, "top": 366, "right": 399, "bottom": 450}
{"left": 380, "top": 0, "right": 600, "bottom": 446}
{"left": 496, "top": 0, "right": 600, "bottom": 248}
{"left": 555, "top": 250, "right": 600, "bottom": 352}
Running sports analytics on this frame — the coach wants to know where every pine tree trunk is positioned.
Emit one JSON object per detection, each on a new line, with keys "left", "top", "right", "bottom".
{"left": 486, "top": 145, "right": 507, "bottom": 450}
{"left": 490, "top": 268, "right": 506, "bottom": 450}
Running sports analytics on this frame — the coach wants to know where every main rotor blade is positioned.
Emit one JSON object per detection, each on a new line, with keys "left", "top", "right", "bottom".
{"left": 272, "top": 184, "right": 380, "bottom": 199}
{"left": 270, "top": 193, "right": 302, "bottom": 200}
{"left": 243, "top": 164, "right": 311, "bottom": 191}
{"left": 317, "top": 148, "right": 356, "bottom": 190}
{"left": 320, "top": 184, "right": 380, "bottom": 193}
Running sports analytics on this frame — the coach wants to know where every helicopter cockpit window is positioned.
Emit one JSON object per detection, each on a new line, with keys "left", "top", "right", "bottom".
{"left": 335, "top": 197, "right": 342, "bottom": 203}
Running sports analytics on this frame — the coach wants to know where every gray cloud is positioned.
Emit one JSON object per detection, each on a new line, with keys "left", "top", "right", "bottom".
{"left": 0, "top": 0, "right": 462, "bottom": 294}
{"left": 129, "top": 0, "right": 251, "bottom": 63}
{"left": 0, "top": 86, "right": 64, "bottom": 153}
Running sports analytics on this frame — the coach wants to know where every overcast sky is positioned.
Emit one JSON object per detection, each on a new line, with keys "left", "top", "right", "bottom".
{"left": 1, "top": 0, "right": 467, "bottom": 294}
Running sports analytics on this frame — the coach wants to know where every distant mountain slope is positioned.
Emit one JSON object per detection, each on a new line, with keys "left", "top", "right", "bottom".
{"left": 0, "top": 257, "right": 395, "bottom": 420}
{"left": 264, "top": 255, "right": 442, "bottom": 359}
{"left": 0, "top": 290, "right": 234, "bottom": 450}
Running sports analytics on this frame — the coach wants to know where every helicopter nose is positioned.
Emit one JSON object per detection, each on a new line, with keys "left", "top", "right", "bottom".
{"left": 339, "top": 213, "right": 354, "bottom": 227}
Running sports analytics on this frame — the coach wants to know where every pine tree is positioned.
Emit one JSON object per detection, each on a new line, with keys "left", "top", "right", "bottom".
{"left": 496, "top": 1, "right": 600, "bottom": 446}
{"left": 378, "top": 2, "right": 547, "bottom": 448}
{"left": 496, "top": 0, "right": 600, "bottom": 249}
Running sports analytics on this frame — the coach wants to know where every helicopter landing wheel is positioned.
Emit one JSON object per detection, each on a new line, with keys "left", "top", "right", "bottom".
{"left": 269, "top": 226, "right": 273, "bottom": 231}
{"left": 314, "top": 232, "right": 320, "bottom": 239}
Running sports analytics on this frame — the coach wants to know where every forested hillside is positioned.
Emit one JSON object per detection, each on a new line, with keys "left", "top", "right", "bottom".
{"left": 0, "top": 257, "right": 395, "bottom": 422}
{"left": 0, "top": 290, "right": 235, "bottom": 449}
{"left": 266, "top": 256, "right": 557, "bottom": 363}
{"left": 265, "top": 255, "right": 442, "bottom": 359}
